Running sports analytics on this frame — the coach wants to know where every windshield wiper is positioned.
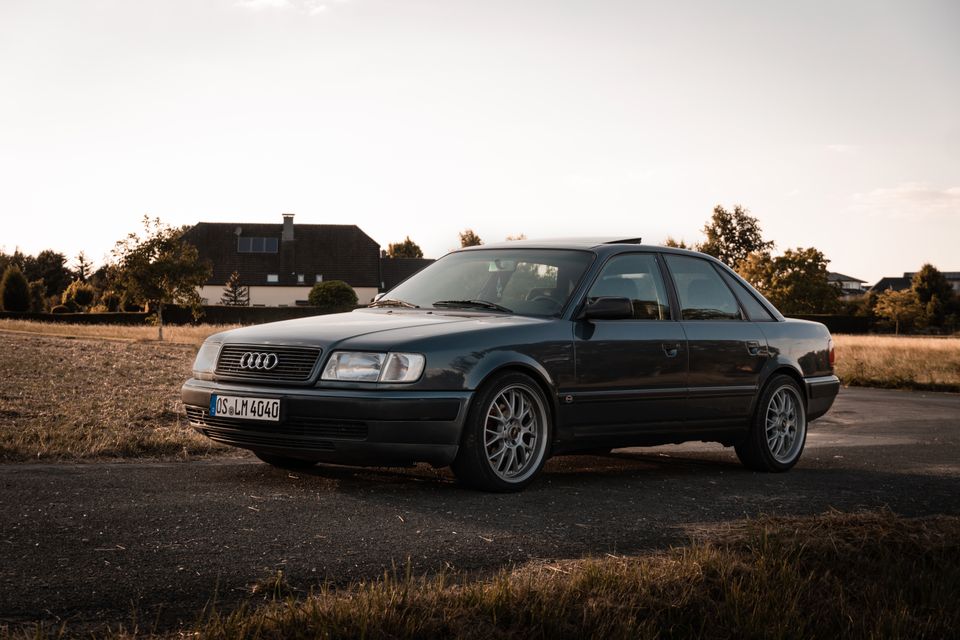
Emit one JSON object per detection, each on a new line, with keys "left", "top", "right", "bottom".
{"left": 369, "top": 298, "right": 419, "bottom": 309}
{"left": 432, "top": 299, "right": 513, "bottom": 313}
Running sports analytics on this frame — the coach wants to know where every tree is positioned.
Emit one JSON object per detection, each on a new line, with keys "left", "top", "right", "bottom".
{"left": 111, "top": 216, "right": 212, "bottom": 340}
{"left": 73, "top": 252, "right": 93, "bottom": 282}
{"left": 459, "top": 229, "right": 483, "bottom": 247}
{"left": 738, "top": 247, "right": 840, "bottom": 314}
{"left": 0, "top": 265, "right": 30, "bottom": 312}
{"left": 23, "top": 250, "right": 72, "bottom": 298}
{"left": 663, "top": 236, "right": 690, "bottom": 249}
{"left": 505, "top": 233, "right": 527, "bottom": 241}
{"left": 697, "top": 205, "right": 773, "bottom": 268}
{"left": 387, "top": 236, "right": 424, "bottom": 258}
{"left": 61, "top": 279, "right": 96, "bottom": 310}
{"left": 875, "top": 289, "right": 922, "bottom": 335}
{"left": 308, "top": 280, "right": 358, "bottom": 309}
{"left": 220, "top": 271, "right": 250, "bottom": 306}
{"left": 911, "top": 264, "right": 953, "bottom": 327}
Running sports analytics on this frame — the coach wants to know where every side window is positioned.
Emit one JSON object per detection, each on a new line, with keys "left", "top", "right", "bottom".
{"left": 587, "top": 254, "right": 670, "bottom": 320}
{"left": 664, "top": 255, "right": 742, "bottom": 320}
{"left": 718, "top": 269, "right": 775, "bottom": 321}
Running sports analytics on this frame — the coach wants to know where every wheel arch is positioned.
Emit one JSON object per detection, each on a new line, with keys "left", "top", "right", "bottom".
{"left": 758, "top": 364, "right": 807, "bottom": 411}
{"left": 462, "top": 361, "right": 560, "bottom": 446}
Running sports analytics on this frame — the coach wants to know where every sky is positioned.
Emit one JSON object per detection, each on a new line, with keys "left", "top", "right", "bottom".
{"left": 1, "top": 0, "right": 958, "bottom": 284}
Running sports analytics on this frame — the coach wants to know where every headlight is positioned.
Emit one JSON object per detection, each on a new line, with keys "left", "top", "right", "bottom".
{"left": 192, "top": 341, "right": 221, "bottom": 377}
{"left": 321, "top": 351, "right": 425, "bottom": 383}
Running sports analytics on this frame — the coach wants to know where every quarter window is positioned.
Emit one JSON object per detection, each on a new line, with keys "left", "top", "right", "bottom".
{"left": 718, "top": 269, "right": 775, "bottom": 321}
{"left": 664, "top": 255, "right": 741, "bottom": 320}
{"left": 586, "top": 253, "right": 670, "bottom": 320}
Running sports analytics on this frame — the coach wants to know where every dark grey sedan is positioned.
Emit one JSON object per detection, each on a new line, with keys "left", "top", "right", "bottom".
{"left": 183, "top": 240, "right": 839, "bottom": 491}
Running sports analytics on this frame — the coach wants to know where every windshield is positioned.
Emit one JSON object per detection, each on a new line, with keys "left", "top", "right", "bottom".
{"left": 380, "top": 249, "right": 595, "bottom": 317}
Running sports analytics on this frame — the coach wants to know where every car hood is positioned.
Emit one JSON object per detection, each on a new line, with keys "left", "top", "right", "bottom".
{"left": 207, "top": 308, "right": 542, "bottom": 350}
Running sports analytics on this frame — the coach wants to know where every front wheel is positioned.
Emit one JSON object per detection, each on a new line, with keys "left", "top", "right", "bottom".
{"left": 451, "top": 372, "right": 552, "bottom": 492}
{"left": 735, "top": 375, "right": 807, "bottom": 472}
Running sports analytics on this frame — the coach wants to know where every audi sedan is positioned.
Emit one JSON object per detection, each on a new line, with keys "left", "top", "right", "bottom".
{"left": 182, "top": 240, "right": 839, "bottom": 491}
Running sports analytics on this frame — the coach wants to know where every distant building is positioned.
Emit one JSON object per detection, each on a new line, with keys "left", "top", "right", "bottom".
{"left": 870, "top": 271, "right": 960, "bottom": 295}
{"left": 379, "top": 256, "right": 435, "bottom": 291}
{"left": 182, "top": 214, "right": 381, "bottom": 306}
{"left": 827, "top": 272, "right": 867, "bottom": 298}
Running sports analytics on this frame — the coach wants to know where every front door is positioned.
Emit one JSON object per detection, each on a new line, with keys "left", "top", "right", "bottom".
{"left": 567, "top": 253, "right": 687, "bottom": 439}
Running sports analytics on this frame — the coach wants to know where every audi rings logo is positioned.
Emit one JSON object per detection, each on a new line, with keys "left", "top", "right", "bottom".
{"left": 238, "top": 352, "right": 280, "bottom": 371}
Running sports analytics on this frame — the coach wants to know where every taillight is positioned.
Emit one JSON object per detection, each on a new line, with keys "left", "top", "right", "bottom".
{"left": 828, "top": 338, "right": 835, "bottom": 367}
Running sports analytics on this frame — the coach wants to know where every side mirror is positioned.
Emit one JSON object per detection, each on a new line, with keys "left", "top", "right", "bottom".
{"left": 583, "top": 296, "right": 634, "bottom": 320}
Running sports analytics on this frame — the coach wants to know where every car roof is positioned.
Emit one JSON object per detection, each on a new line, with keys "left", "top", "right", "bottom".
{"left": 458, "top": 238, "right": 708, "bottom": 258}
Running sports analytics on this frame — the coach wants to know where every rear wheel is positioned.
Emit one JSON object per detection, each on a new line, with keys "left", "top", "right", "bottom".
{"left": 452, "top": 372, "right": 552, "bottom": 492}
{"left": 254, "top": 452, "right": 317, "bottom": 471}
{"left": 735, "top": 375, "right": 807, "bottom": 472}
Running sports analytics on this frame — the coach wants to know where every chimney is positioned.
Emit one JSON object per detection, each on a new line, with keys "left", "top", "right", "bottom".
{"left": 282, "top": 213, "right": 295, "bottom": 241}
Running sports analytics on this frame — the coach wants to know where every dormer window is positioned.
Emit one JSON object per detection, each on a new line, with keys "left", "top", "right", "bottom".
{"left": 266, "top": 274, "right": 279, "bottom": 283}
{"left": 238, "top": 237, "right": 279, "bottom": 253}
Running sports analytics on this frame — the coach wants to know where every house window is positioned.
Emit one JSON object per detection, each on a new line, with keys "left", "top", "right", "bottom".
{"left": 267, "top": 274, "right": 279, "bottom": 283}
{"left": 297, "top": 274, "right": 305, "bottom": 284}
{"left": 238, "top": 237, "right": 279, "bottom": 253}
{"left": 316, "top": 274, "right": 323, "bottom": 283}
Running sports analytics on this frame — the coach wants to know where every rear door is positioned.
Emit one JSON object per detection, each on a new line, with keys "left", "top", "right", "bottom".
{"left": 662, "top": 254, "right": 769, "bottom": 427}
{"left": 568, "top": 252, "right": 688, "bottom": 438}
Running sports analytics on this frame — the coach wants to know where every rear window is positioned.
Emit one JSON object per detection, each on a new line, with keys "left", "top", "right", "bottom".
{"left": 664, "top": 255, "right": 742, "bottom": 320}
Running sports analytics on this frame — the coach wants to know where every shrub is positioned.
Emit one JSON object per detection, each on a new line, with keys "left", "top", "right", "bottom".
{"left": 0, "top": 265, "right": 30, "bottom": 312}
{"left": 97, "top": 290, "right": 121, "bottom": 312}
{"left": 28, "top": 279, "right": 47, "bottom": 313}
{"left": 61, "top": 279, "right": 96, "bottom": 309}
{"left": 50, "top": 304, "right": 70, "bottom": 314}
{"left": 308, "top": 280, "right": 358, "bottom": 309}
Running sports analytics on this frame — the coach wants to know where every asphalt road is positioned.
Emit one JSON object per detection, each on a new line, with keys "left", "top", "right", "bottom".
{"left": 2, "top": 387, "right": 958, "bottom": 630}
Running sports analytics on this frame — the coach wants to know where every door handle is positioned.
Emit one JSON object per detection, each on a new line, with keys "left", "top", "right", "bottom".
{"left": 662, "top": 343, "right": 680, "bottom": 358}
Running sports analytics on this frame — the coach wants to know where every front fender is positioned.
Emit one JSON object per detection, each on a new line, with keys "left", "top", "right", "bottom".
{"left": 464, "top": 350, "right": 559, "bottom": 393}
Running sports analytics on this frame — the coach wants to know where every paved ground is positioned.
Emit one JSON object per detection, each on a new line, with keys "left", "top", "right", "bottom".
{"left": 1, "top": 386, "right": 958, "bottom": 630}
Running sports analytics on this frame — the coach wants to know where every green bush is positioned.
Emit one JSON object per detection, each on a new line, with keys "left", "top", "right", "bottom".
{"left": 97, "top": 290, "right": 121, "bottom": 312}
{"left": 0, "top": 265, "right": 30, "bottom": 312}
{"left": 61, "top": 279, "right": 96, "bottom": 309}
{"left": 308, "top": 280, "right": 358, "bottom": 309}
{"left": 28, "top": 279, "right": 47, "bottom": 313}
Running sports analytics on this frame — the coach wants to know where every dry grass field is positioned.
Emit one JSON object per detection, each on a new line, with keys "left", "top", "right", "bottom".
{"left": 0, "top": 318, "right": 236, "bottom": 345}
{"left": 0, "top": 330, "right": 227, "bottom": 461}
{"left": 834, "top": 334, "right": 960, "bottom": 392}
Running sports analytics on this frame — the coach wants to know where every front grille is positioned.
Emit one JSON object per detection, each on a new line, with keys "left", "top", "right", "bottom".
{"left": 215, "top": 344, "right": 322, "bottom": 382}
{"left": 185, "top": 407, "right": 367, "bottom": 451}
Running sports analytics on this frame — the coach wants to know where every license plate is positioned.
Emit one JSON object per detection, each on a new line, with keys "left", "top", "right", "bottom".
{"left": 210, "top": 395, "right": 280, "bottom": 422}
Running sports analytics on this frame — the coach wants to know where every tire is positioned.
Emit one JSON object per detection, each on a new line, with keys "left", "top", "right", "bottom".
{"left": 254, "top": 452, "right": 317, "bottom": 471}
{"left": 451, "top": 372, "right": 552, "bottom": 492}
{"left": 735, "top": 375, "right": 807, "bottom": 472}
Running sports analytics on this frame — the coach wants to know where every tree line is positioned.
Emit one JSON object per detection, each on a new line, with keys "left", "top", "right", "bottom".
{"left": 673, "top": 205, "right": 959, "bottom": 333}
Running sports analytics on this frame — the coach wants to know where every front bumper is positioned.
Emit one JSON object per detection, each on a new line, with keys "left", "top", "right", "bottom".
{"left": 804, "top": 374, "right": 841, "bottom": 421}
{"left": 181, "top": 379, "right": 472, "bottom": 466}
